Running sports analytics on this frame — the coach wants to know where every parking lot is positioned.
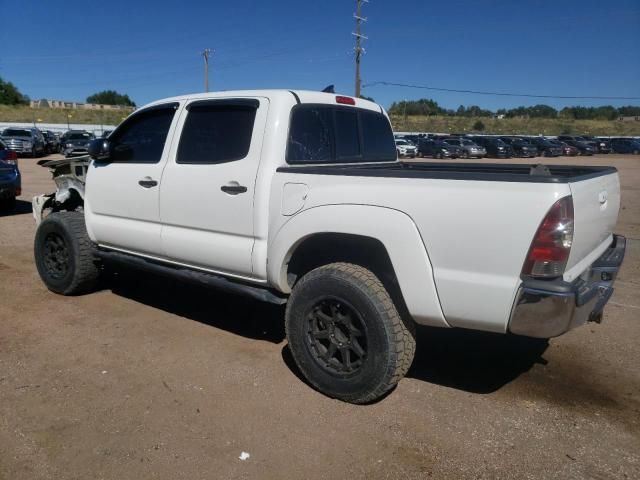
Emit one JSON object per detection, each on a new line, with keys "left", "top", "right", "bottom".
{"left": 1, "top": 154, "right": 639, "bottom": 479}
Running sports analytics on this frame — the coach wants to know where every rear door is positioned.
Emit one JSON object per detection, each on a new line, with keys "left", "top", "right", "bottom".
{"left": 85, "top": 103, "right": 179, "bottom": 255}
{"left": 159, "top": 97, "right": 267, "bottom": 278}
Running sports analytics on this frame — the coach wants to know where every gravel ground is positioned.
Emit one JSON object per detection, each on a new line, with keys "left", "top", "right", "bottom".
{"left": 1, "top": 154, "right": 639, "bottom": 480}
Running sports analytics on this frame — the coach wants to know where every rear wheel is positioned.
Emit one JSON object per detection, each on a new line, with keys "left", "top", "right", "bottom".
{"left": 285, "top": 263, "right": 416, "bottom": 404}
{"left": 34, "top": 211, "right": 101, "bottom": 295}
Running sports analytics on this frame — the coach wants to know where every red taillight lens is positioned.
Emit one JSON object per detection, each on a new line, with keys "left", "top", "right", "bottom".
{"left": 522, "top": 196, "right": 574, "bottom": 278}
{"left": 5, "top": 150, "right": 18, "bottom": 165}
{"left": 6, "top": 150, "right": 18, "bottom": 166}
{"left": 336, "top": 95, "right": 356, "bottom": 105}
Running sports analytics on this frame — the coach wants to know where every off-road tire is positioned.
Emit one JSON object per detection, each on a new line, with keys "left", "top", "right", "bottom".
{"left": 285, "top": 262, "right": 416, "bottom": 404}
{"left": 34, "top": 211, "right": 100, "bottom": 295}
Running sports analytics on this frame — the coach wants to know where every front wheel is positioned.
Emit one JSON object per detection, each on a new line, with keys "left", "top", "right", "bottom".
{"left": 34, "top": 211, "right": 101, "bottom": 295}
{"left": 285, "top": 263, "right": 416, "bottom": 404}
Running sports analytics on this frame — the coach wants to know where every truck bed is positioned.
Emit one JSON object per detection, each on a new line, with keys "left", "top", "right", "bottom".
{"left": 277, "top": 162, "right": 617, "bottom": 184}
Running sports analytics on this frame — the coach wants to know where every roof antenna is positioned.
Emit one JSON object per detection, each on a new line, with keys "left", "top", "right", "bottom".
{"left": 322, "top": 85, "right": 335, "bottom": 93}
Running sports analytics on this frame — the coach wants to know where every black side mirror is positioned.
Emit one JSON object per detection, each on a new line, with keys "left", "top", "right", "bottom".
{"left": 88, "top": 138, "right": 111, "bottom": 161}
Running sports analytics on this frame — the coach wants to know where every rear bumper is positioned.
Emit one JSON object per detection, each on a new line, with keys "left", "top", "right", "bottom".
{"left": 508, "top": 235, "right": 626, "bottom": 338}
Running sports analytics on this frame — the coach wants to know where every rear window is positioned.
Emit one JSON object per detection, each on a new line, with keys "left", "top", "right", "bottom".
{"left": 178, "top": 100, "right": 258, "bottom": 164}
{"left": 286, "top": 105, "right": 396, "bottom": 164}
{"left": 334, "top": 109, "right": 360, "bottom": 159}
{"left": 3, "top": 129, "right": 31, "bottom": 137}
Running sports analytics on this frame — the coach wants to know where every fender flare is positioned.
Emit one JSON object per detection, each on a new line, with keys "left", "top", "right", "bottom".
{"left": 268, "top": 204, "right": 449, "bottom": 328}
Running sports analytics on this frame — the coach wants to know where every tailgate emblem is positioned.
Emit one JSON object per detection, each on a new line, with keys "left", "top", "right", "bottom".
{"left": 598, "top": 190, "right": 608, "bottom": 205}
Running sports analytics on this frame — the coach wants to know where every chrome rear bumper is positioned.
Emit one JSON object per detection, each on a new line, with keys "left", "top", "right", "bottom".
{"left": 509, "top": 235, "right": 626, "bottom": 338}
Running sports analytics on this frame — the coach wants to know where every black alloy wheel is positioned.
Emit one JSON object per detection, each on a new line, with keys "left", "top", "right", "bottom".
{"left": 42, "top": 232, "right": 70, "bottom": 280}
{"left": 306, "top": 297, "right": 367, "bottom": 376}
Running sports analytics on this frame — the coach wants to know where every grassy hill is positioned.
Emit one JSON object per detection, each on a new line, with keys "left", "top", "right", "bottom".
{"left": 390, "top": 115, "right": 640, "bottom": 136}
{"left": 0, "top": 105, "right": 133, "bottom": 126}
{"left": 2, "top": 104, "right": 638, "bottom": 136}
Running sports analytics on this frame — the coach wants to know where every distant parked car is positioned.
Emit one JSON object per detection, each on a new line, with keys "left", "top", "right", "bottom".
{"left": 417, "top": 138, "right": 462, "bottom": 159}
{"left": 1, "top": 127, "right": 46, "bottom": 157}
{"left": 42, "top": 130, "right": 61, "bottom": 154}
{"left": 0, "top": 139, "right": 21, "bottom": 211}
{"left": 395, "top": 139, "right": 417, "bottom": 158}
{"left": 499, "top": 137, "right": 537, "bottom": 158}
{"left": 443, "top": 137, "right": 486, "bottom": 158}
{"left": 580, "top": 136, "right": 611, "bottom": 154}
{"left": 469, "top": 136, "right": 512, "bottom": 158}
{"left": 61, "top": 130, "right": 95, "bottom": 158}
{"left": 560, "top": 139, "right": 595, "bottom": 156}
{"left": 609, "top": 138, "right": 640, "bottom": 154}
{"left": 527, "top": 137, "right": 562, "bottom": 157}
{"left": 551, "top": 140, "right": 579, "bottom": 156}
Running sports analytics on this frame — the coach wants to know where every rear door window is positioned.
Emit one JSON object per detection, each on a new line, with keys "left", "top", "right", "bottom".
{"left": 178, "top": 100, "right": 258, "bottom": 164}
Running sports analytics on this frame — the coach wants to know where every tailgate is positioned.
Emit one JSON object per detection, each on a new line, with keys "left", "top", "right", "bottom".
{"left": 566, "top": 171, "right": 620, "bottom": 273}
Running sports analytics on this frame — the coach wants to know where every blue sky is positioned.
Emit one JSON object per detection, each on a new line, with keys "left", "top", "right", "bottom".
{"left": 1, "top": 0, "right": 638, "bottom": 110}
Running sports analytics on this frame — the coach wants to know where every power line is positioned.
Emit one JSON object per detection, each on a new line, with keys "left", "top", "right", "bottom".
{"left": 363, "top": 81, "right": 640, "bottom": 100}
{"left": 353, "top": 0, "right": 368, "bottom": 98}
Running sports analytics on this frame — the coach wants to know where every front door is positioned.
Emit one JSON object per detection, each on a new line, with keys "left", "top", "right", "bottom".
{"left": 159, "top": 97, "right": 268, "bottom": 278}
{"left": 85, "top": 103, "right": 180, "bottom": 255}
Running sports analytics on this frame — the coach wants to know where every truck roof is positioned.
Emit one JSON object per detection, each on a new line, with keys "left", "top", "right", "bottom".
{"left": 140, "top": 89, "right": 383, "bottom": 114}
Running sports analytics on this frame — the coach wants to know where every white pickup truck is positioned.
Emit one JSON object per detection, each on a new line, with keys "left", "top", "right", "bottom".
{"left": 32, "top": 90, "right": 625, "bottom": 403}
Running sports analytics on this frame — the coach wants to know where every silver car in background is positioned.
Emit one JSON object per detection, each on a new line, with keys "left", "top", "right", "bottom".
{"left": 444, "top": 137, "right": 487, "bottom": 158}
{"left": 1, "top": 127, "right": 46, "bottom": 157}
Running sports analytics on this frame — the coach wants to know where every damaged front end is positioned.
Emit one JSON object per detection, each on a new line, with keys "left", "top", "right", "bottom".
{"left": 32, "top": 156, "right": 90, "bottom": 225}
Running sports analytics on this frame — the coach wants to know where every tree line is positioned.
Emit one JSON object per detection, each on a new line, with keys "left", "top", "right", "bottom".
{"left": 388, "top": 98, "right": 640, "bottom": 120}
{"left": 1, "top": 77, "right": 135, "bottom": 107}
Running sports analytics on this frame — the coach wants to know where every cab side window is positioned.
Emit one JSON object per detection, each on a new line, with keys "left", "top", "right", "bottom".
{"left": 109, "top": 104, "right": 177, "bottom": 163}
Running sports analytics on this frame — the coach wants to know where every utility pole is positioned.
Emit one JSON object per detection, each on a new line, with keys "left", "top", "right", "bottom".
{"left": 403, "top": 99, "right": 408, "bottom": 129}
{"left": 353, "top": 0, "right": 368, "bottom": 98}
{"left": 201, "top": 48, "right": 212, "bottom": 92}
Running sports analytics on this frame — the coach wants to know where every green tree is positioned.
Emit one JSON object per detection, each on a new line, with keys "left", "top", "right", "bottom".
{"left": 388, "top": 98, "right": 446, "bottom": 116}
{"left": 528, "top": 104, "right": 557, "bottom": 118}
{"left": 618, "top": 106, "right": 640, "bottom": 117}
{"left": 0, "top": 77, "right": 29, "bottom": 105}
{"left": 472, "top": 120, "right": 485, "bottom": 131}
{"left": 86, "top": 90, "right": 136, "bottom": 107}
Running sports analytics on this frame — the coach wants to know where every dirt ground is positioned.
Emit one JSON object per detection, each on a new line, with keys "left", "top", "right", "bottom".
{"left": 1, "top": 154, "right": 639, "bottom": 480}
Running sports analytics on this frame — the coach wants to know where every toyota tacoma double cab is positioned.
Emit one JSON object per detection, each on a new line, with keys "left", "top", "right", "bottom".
{"left": 32, "top": 90, "right": 625, "bottom": 403}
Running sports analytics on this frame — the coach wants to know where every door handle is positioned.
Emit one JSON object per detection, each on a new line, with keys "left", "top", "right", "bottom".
{"left": 221, "top": 182, "right": 247, "bottom": 195}
{"left": 138, "top": 177, "right": 158, "bottom": 188}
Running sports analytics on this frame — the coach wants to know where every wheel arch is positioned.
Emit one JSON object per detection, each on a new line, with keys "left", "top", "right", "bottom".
{"left": 268, "top": 204, "right": 448, "bottom": 328}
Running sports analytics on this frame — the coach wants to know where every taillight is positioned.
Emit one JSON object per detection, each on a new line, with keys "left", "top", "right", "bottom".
{"left": 522, "top": 196, "right": 574, "bottom": 278}
{"left": 6, "top": 150, "right": 18, "bottom": 166}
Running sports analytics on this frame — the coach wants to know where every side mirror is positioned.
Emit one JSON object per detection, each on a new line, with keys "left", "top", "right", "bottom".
{"left": 88, "top": 139, "right": 111, "bottom": 161}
